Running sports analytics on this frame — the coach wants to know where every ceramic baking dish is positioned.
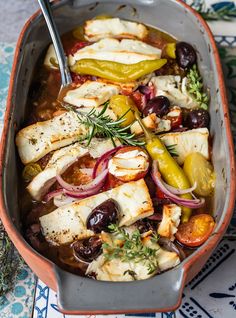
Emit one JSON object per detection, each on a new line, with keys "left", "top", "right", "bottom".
{"left": 0, "top": 0, "right": 235, "bottom": 314}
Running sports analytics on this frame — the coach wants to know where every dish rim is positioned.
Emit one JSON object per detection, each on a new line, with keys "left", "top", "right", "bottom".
{"left": 0, "top": 0, "right": 235, "bottom": 313}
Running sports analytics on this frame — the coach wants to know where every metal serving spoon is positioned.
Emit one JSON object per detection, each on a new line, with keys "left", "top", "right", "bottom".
{"left": 38, "top": 0, "right": 72, "bottom": 87}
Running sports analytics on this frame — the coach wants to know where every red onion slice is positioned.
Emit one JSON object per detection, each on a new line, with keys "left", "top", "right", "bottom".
{"left": 138, "top": 85, "right": 151, "bottom": 100}
{"left": 44, "top": 188, "right": 63, "bottom": 202}
{"left": 92, "top": 146, "right": 124, "bottom": 178}
{"left": 57, "top": 169, "right": 108, "bottom": 192}
{"left": 151, "top": 161, "right": 205, "bottom": 209}
{"left": 163, "top": 181, "right": 197, "bottom": 195}
{"left": 64, "top": 180, "right": 106, "bottom": 198}
{"left": 53, "top": 193, "right": 78, "bottom": 207}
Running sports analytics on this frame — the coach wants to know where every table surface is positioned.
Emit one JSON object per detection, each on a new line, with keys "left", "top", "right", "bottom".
{"left": 0, "top": 1, "right": 236, "bottom": 318}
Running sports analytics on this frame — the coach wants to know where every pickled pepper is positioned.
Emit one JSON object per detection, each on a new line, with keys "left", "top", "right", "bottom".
{"left": 70, "top": 58, "right": 167, "bottom": 83}
{"left": 134, "top": 111, "right": 192, "bottom": 222}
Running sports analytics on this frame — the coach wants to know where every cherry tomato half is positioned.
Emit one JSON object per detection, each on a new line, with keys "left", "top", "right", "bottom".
{"left": 175, "top": 214, "right": 215, "bottom": 247}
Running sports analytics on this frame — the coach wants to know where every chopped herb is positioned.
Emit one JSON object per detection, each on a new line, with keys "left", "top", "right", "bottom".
{"left": 64, "top": 102, "right": 145, "bottom": 147}
{"left": 103, "top": 224, "right": 159, "bottom": 275}
{"left": 29, "top": 138, "right": 37, "bottom": 145}
{"left": 150, "top": 232, "right": 160, "bottom": 244}
{"left": 187, "top": 65, "right": 209, "bottom": 110}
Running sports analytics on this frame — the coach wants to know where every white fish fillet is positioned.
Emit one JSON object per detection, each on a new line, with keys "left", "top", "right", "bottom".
{"left": 150, "top": 75, "right": 198, "bottom": 109}
{"left": 27, "top": 144, "right": 88, "bottom": 201}
{"left": 86, "top": 239, "right": 180, "bottom": 281}
{"left": 68, "top": 38, "right": 162, "bottom": 66}
{"left": 157, "top": 204, "right": 181, "bottom": 241}
{"left": 39, "top": 179, "right": 154, "bottom": 245}
{"left": 84, "top": 18, "right": 148, "bottom": 42}
{"left": 160, "top": 128, "right": 209, "bottom": 165}
{"left": 131, "top": 113, "right": 171, "bottom": 136}
{"left": 44, "top": 44, "right": 57, "bottom": 69}
{"left": 27, "top": 138, "right": 119, "bottom": 201}
{"left": 108, "top": 149, "right": 149, "bottom": 179}
{"left": 63, "top": 81, "right": 120, "bottom": 108}
{"left": 15, "top": 111, "right": 87, "bottom": 164}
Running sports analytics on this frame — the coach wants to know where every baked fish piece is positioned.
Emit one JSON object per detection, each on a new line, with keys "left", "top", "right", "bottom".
{"left": 86, "top": 238, "right": 180, "bottom": 281}
{"left": 150, "top": 75, "right": 198, "bottom": 109}
{"left": 63, "top": 80, "right": 120, "bottom": 108}
{"left": 39, "top": 179, "right": 154, "bottom": 245}
{"left": 27, "top": 138, "right": 118, "bottom": 201}
{"left": 84, "top": 18, "right": 148, "bottom": 42}
{"left": 68, "top": 38, "right": 162, "bottom": 66}
{"left": 157, "top": 204, "right": 181, "bottom": 241}
{"left": 160, "top": 128, "right": 209, "bottom": 165}
{"left": 15, "top": 111, "right": 87, "bottom": 164}
{"left": 27, "top": 143, "right": 88, "bottom": 201}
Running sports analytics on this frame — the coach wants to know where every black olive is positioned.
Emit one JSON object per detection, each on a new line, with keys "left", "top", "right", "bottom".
{"left": 185, "top": 108, "right": 210, "bottom": 129}
{"left": 176, "top": 42, "right": 197, "bottom": 69}
{"left": 87, "top": 199, "right": 119, "bottom": 233}
{"left": 135, "top": 219, "right": 156, "bottom": 234}
{"left": 143, "top": 96, "right": 170, "bottom": 117}
{"left": 73, "top": 236, "right": 102, "bottom": 263}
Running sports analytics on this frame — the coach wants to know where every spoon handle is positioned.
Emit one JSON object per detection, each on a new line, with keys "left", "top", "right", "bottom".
{"left": 38, "top": 0, "right": 72, "bottom": 86}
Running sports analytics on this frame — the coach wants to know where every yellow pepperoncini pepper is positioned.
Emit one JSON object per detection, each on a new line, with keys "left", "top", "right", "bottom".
{"left": 22, "top": 163, "right": 42, "bottom": 183}
{"left": 109, "top": 95, "right": 136, "bottom": 127}
{"left": 165, "top": 43, "right": 176, "bottom": 59}
{"left": 134, "top": 111, "right": 192, "bottom": 223}
{"left": 70, "top": 58, "right": 167, "bottom": 83}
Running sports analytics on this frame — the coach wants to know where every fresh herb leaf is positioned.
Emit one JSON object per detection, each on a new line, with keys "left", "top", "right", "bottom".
{"left": 187, "top": 65, "right": 209, "bottom": 110}
{"left": 64, "top": 102, "right": 145, "bottom": 147}
{"left": 103, "top": 224, "right": 159, "bottom": 275}
{"left": 29, "top": 138, "right": 37, "bottom": 145}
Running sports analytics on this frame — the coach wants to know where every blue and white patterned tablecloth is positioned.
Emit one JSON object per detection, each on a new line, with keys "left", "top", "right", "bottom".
{"left": 0, "top": 1, "right": 236, "bottom": 317}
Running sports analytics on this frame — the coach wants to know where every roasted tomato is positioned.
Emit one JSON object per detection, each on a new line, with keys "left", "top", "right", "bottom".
{"left": 175, "top": 214, "right": 215, "bottom": 247}
{"left": 71, "top": 73, "right": 93, "bottom": 86}
{"left": 68, "top": 41, "right": 90, "bottom": 56}
{"left": 108, "top": 146, "right": 149, "bottom": 182}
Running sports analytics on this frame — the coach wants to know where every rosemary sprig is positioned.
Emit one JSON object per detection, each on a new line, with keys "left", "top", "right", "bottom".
{"left": 65, "top": 102, "right": 145, "bottom": 147}
{"left": 0, "top": 223, "right": 20, "bottom": 296}
{"left": 103, "top": 224, "right": 159, "bottom": 275}
{"left": 187, "top": 65, "right": 209, "bottom": 110}
{"left": 166, "top": 144, "right": 178, "bottom": 157}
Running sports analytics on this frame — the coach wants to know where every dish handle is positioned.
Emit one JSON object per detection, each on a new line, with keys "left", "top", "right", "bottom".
{"left": 55, "top": 264, "right": 185, "bottom": 314}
